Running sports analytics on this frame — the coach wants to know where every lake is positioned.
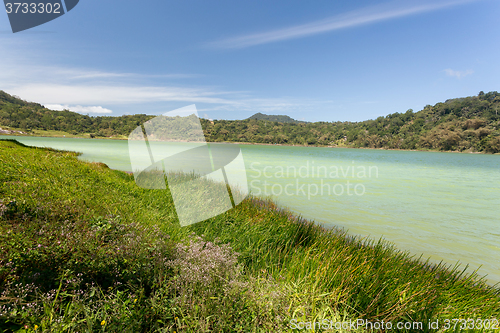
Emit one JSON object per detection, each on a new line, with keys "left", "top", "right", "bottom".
{"left": 2, "top": 135, "right": 499, "bottom": 284}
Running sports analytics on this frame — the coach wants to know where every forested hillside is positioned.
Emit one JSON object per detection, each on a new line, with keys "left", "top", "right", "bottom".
{"left": 0, "top": 91, "right": 154, "bottom": 137}
{"left": 247, "top": 112, "right": 303, "bottom": 123}
{"left": 203, "top": 91, "right": 500, "bottom": 153}
{"left": 1, "top": 90, "right": 500, "bottom": 152}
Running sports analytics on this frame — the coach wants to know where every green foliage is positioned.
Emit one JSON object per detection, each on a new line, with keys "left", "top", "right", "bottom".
{"left": 0, "top": 91, "right": 154, "bottom": 138}
{"left": 2, "top": 90, "right": 500, "bottom": 152}
{"left": 248, "top": 112, "right": 304, "bottom": 123}
{"left": 201, "top": 92, "right": 500, "bottom": 152}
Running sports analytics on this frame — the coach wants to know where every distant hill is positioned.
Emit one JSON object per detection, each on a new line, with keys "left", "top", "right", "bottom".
{"left": 202, "top": 91, "right": 500, "bottom": 152}
{"left": 248, "top": 112, "right": 303, "bottom": 123}
{"left": 0, "top": 90, "right": 154, "bottom": 138}
{"left": 1, "top": 90, "right": 499, "bottom": 153}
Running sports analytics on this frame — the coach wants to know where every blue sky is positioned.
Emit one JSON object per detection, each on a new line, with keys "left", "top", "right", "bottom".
{"left": 1, "top": 0, "right": 499, "bottom": 122}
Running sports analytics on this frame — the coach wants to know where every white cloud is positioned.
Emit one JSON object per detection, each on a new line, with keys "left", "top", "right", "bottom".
{"left": 0, "top": 48, "right": 234, "bottom": 107}
{"left": 4, "top": 82, "right": 315, "bottom": 116}
{"left": 7, "top": 84, "right": 236, "bottom": 105}
{"left": 443, "top": 68, "right": 474, "bottom": 79}
{"left": 68, "top": 71, "right": 199, "bottom": 80}
{"left": 45, "top": 104, "right": 113, "bottom": 114}
{"left": 0, "top": 38, "right": 329, "bottom": 117}
{"left": 208, "top": 0, "right": 475, "bottom": 49}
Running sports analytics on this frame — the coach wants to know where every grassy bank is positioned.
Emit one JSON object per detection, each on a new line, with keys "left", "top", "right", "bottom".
{"left": 1, "top": 139, "right": 499, "bottom": 332}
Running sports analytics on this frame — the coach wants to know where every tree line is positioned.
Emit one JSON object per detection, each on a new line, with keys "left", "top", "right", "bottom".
{"left": 0, "top": 90, "right": 154, "bottom": 137}
{"left": 1, "top": 90, "right": 499, "bottom": 153}
{"left": 201, "top": 91, "right": 500, "bottom": 153}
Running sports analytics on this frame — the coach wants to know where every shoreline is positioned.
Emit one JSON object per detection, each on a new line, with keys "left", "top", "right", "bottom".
{"left": 1, "top": 132, "right": 496, "bottom": 155}
{"left": 219, "top": 140, "right": 492, "bottom": 154}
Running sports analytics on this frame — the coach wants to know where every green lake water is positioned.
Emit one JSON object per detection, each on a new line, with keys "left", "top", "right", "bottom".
{"left": 2, "top": 135, "right": 499, "bottom": 284}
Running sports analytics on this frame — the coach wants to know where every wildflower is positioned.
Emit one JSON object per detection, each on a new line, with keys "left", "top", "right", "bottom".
{"left": 34, "top": 325, "right": 38, "bottom": 330}
{"left": 134, "top": 298, "right": 137, "bottom": 303}
{"left": 101, "top": 320, "right": 106, "bottom": 326}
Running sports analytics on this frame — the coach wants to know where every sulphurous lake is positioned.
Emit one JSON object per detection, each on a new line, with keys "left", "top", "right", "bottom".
{"left": 3, "top": 135, "right": 499, "bottom": 284}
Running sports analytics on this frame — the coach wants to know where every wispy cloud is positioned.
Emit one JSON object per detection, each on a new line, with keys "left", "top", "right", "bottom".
{"left": 69, "top": 71, "right": 199, "bottom": 80}
{"left": 208, "top": 0, "right": 474, "bottom": 49}
{"left": 0, "top": 38, "right": 335, "bottom": 117}
{"left": 0, "top": 43, "right": 231, "bottom": 108}
{"left": 443, "top": 68, "right": 474, "bottom": 79}
{"left": 45, "top": 104, "right": 113, "bottom": 114}
{"left": 3, "top": 71, "right": 319, "bottom": 116}
{"left": 8, "top": 84, "right": 236, "bottom": 105}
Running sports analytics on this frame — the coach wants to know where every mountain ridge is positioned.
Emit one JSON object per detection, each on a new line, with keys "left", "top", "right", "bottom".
{"left": 247, "top": 112, "right": 304, "bottom": 123}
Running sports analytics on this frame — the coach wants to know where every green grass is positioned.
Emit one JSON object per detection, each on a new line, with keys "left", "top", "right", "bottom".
{"left": 0, "top": 139, "right": 499, "bottom": 332}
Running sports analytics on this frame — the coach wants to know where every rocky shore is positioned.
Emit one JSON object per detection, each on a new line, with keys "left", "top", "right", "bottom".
{"left": 0, "top": 127, "right": 27, "bottom": 135}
